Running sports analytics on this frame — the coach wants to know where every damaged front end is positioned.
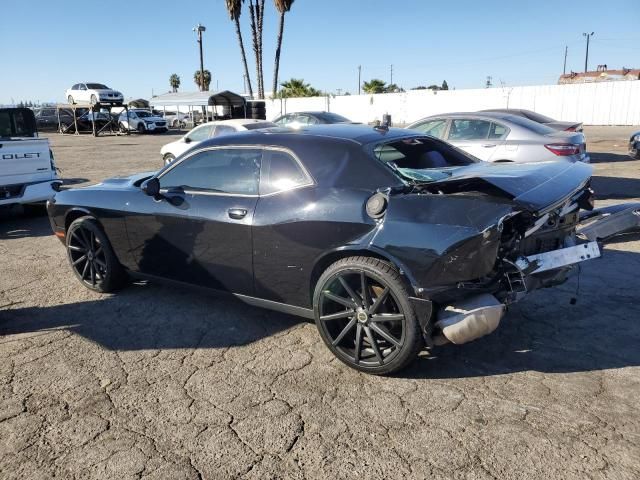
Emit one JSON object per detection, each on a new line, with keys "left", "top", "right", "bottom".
{"left": 368, "top": 160, "right": 638, "bottom": 347}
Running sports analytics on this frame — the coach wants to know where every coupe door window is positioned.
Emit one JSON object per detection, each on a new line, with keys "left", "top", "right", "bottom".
{"left": 448, "top": 119, "right": 491, "bottom": 140}
{"left": 260, "top": 150, "right": 312, "bottom": 194}
{"left": 411, "top": 119, "right": 447, "bottom": 138}
{"left": 185, "top": 124, "right": 213, "bottom": 142}
{"left": 160, "top": 148, "right": 262, "bottom": 195}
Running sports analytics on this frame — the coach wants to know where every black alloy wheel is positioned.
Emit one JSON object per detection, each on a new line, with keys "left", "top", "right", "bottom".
{"left": 66, "top": 217, "right": 126, "bottom": 293}
{"left": 314, "top": 256, "right": 422, "bottom": 375}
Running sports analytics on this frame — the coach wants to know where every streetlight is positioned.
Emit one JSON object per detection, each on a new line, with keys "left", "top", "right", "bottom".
{"left": 193, "top": 24, "right": 206, "bottom": 92}
{"left": 583, "top": 32, "right": 594, "bottom": 73}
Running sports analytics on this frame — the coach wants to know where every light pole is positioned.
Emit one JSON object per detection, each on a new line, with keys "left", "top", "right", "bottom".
{"left": 358, "top": 65, "right": 362, "bottom": 95}
{"left": 193, "top": 24, "right": 206, "bottom": 91}
{"left": 583, "top": 32, "right": 594, "bottom": 73}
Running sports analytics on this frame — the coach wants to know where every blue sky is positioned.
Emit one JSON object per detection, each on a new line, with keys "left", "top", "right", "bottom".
{"left": 1, "top": 0, "right": 638, "bottom": 104}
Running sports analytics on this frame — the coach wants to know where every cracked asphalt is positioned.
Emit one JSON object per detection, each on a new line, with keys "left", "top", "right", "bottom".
{"left": 1, "top": 127, "right": 639, "bottom": 479}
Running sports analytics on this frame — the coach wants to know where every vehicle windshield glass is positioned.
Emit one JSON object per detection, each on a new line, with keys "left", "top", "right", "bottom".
{"left": 243, "top": 121, "right": 275, "bottom": 130}
{"left": 135, "top": 111, "right": 152, "bottom": 118}
{"left": 86, "top": 83, "right": 109, "bottom": 89}
{"left": 505, "top": 115, "right": 556, "bottom": 135}
{"left": 317, "top": 112, "right": 350, "bottom": 123}
{"left": 372, "top": 136, "right": 478, "bottom": 183}
{"left": 522, "top": 110, "right": 555, "bottom": 123}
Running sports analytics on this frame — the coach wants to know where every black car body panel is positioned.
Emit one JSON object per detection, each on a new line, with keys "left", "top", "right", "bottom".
{"left": 629, "top": 131, "right": 640, "bottom": 159}
{"left": 48, "top": 125, "right": 601, "bottom": 315}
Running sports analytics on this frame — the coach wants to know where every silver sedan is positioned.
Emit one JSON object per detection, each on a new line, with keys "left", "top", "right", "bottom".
{"left": 406, "top": 112, "right": 590, "bottom": 163}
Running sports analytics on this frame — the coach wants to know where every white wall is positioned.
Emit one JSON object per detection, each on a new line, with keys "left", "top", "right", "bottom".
{"left": 266, "top": 81, "right": 640, "bottom": 126}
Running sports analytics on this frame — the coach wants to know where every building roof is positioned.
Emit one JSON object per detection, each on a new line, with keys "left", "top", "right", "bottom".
{"left": 149, "top": 90, "right": 247, "bottom": 107}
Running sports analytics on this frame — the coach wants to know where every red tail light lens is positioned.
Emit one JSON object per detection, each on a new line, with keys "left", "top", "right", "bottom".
{"left": 545, "top": 143, "right": 581, "bottom": 156}
{"left": 565, "top": 126, "right": 577, "bottom": 132}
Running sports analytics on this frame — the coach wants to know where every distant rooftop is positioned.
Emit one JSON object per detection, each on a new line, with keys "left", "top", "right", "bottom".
{"left": 559, "top": 68, "right": 640, "bottom": 84}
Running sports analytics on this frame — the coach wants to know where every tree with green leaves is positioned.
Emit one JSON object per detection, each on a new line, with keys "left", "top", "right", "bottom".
{"left": 385, "top": 83, "right": 404, "bottom": 93}
{"left": 194, "top": 70, "right": 212, "bottom": 91}
{"left": 362, "top": 79, "right": 387, "bottom": 94}
{"left": 278, "top": 78, "right": 320, "bottom": 98}
{"left": 272, "top": 0, "right": 295, "bottom": 97}
{"left": 226, "top": 0, "right": 254, "bottom": 98}
{"left": 441, "top": 80, "right": 449, "bottom": 90}
{"left": 169, "top": 74, "right": 181, "bottom": 93}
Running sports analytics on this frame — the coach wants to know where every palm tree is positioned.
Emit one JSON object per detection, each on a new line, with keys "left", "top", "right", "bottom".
{"left": 363, "top": 79, "right": 387, "bottom": 94}
{"left": 225, "top": 0, "right": 253, "bottom": 98}
{"left": 278, "top": 78, "right": 320, "bottom": 98}
{"left": 272, "top": 0, "right": 294, "bottom": 97}
{"left": 169, "top": 74, "right": 181, "bottom": 93}
{"left": 248, "top": 0, "right": 266, "bottom": 98}
{"left": 194, "top": 70, "right": 212, "bottom": 91}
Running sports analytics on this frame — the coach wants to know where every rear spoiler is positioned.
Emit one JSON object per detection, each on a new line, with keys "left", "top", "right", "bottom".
{"left": 578, "top": 203, "right": 640, "bottom": 242}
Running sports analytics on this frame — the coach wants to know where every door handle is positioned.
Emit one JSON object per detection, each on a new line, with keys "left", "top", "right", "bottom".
{"left": 482, "top": 144, "right": 497, "bottom": 148}
{"left": 228, "top": 208, "right": 248, "bottom": 220}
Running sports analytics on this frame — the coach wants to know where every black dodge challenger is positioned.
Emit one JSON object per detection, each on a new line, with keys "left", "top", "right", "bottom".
{"left": 48, "top": 124, "right": 607, "bottom": 374}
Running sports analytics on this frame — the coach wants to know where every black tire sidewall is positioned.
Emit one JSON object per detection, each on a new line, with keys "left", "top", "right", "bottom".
{"left": 313, "top": 256, "right": 422, "bottom": 375}
{"left": 163, "top": 154, "right": 175, "bottom": 165}
{"left": 66, "top": 217, "right": 124, "bottom": 293}
{"left": 137, "top": 122, "right": 145, "bottom": 134}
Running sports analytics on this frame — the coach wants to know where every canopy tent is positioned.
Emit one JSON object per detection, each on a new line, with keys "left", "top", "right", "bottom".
{"left": 149, "top": 91, "right": 247, "bottom": 109}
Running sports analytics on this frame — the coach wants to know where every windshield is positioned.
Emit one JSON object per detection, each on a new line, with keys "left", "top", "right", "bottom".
{"left": 372, "top": 136, "right": 478, "bottom": 183}
{"left": 506, "top": 115, "right": 556, "bottom": 135}
{"left": 86, "top": 83, "right": 109, "bottom": 89}
{"left": 135, "top": 111, "right": 152, "bottom": 118}
{"left": 243, "top": 121, "right": 276, "bottom": 130}
{"left": 522, "top": 110, "right": 555, "bottom": 123}
{"left": 317, "top": 112, "right": 350, "bottom": 123}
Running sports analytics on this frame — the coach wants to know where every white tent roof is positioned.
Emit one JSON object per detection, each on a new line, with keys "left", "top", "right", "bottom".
{"left": 149, "top": 90, "right": 247, "bottom": 108}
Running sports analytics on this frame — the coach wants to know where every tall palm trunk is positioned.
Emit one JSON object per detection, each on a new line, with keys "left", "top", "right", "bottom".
{"left": 234, "top": 17, "right": 253, "bottom": 98}
{"left": 272, "top": 10, "right": 285, "bottom": 97}
{"left": 249, "top": 0, "right": 265, "bottom": 98}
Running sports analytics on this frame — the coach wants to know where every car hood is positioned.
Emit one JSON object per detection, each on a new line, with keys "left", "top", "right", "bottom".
{"left": 89, "top": 171, "right": 156, "bottom": 190}
{"left": 423, "top": 160, "right": 593, "bottom": 214}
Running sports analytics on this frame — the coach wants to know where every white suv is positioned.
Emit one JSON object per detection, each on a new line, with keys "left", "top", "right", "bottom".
{"left": 65, "top": 83, "right": 124, "bottom": 105}
{"left": 119, "top": 109, "right": 168, "bottom": 134}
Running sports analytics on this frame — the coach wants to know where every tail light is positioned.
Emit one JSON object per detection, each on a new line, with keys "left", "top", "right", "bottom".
{"left": 565, "top": 126, "right": 577, "bottom": 132}
{"left": 545, "top": 143, "right": 581, "bottom": 156}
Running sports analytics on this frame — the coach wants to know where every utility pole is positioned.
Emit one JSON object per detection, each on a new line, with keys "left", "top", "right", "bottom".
{"left": 193, "top": 24, "right": 206, "bottom": 91}
{"left": 357, "top": 65, "right": 362, "bottom": 95}
{"left": 583, "top": 32, "right": 594, "bottom": 73}
{"left": 485, "top": 76, "right": 492, "bottom": 88}
{"left": 563, "top": 45, "right": 568, "bottom": 75}
{"left": 390, "top": 64, "right": 393, "bottom": 85}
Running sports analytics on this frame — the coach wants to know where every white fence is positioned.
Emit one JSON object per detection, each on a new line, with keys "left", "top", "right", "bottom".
{"left": 265, "top": 81, "right": 640, "bottom": 126}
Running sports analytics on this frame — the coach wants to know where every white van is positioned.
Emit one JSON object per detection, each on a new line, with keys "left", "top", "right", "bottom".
{"left": 0, "top": 108, "right": 59, "bottom": 207}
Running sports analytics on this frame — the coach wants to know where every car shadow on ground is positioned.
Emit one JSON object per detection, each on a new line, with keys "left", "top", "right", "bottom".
{"left": 588, "top": 152, "right": 634, "bottom": 164}
{"left": 592, "top": 175, "right": 640, "bottom": 200}
{"left": 0, "top": 207, "right": 52, "bottom": 239}
{"left": 0, "top": 282, "right": 304, "bottom": 351}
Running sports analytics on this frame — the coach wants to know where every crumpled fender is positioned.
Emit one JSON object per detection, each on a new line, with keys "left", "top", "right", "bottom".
{"left": 369, "top": 193, "right": 515, "bottom": 291}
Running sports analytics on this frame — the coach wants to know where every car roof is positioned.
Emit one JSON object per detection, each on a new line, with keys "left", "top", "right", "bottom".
{"left": 198, "top": 123, "right": 416, "bottom": 147}
{"left": 211, "top": 118, "right": 275, "bottom": 127}
{"left": 409, "top": 111, "right": 524, "bottom": 124}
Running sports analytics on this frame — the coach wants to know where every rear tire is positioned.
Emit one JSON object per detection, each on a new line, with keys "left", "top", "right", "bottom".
{"left": 66, "top": 216, "right": 127, "bottom": 293}
{"left": 313, "top": 256, "right": 423, "bottom": 375}
{"left": 163, "top": 153, "right": 176, "bottom": 165}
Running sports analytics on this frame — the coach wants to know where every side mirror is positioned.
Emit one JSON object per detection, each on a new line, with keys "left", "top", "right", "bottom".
{"left": 184, "top": 136, "right": 192, "bottom": 144}
{"left": 141, "top": 177, "right": 160, "bottom": 197}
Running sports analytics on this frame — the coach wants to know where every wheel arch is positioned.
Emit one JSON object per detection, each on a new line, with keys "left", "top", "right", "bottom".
{"left": 309, "top": 246, "right": 419, "bottom": 303}
{"left": 64, "top": 207, "right": 95, "bottom": 232}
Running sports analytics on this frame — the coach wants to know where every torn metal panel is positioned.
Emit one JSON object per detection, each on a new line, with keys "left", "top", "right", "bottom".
{"left": 578, "top": 203, "right": 640, "bottom": 241}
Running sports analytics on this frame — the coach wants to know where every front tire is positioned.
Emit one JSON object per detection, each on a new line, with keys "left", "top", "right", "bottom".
{"left": 137, "top": 122, "right": 146, "bottom": 134}
{"left": 313, "top": 256, "right": 423, "bottom": 375}
{"left": 163, "top": 153, "right": 176, "bottom": 165}
{"left": 90, "top": 94, "right": 98, "bottom": 105}
{"left": 67, "top": 95, "right": 74, "bottom": 104}
{"left": 66, "top": 217, "right": 127, "bottom": 293}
